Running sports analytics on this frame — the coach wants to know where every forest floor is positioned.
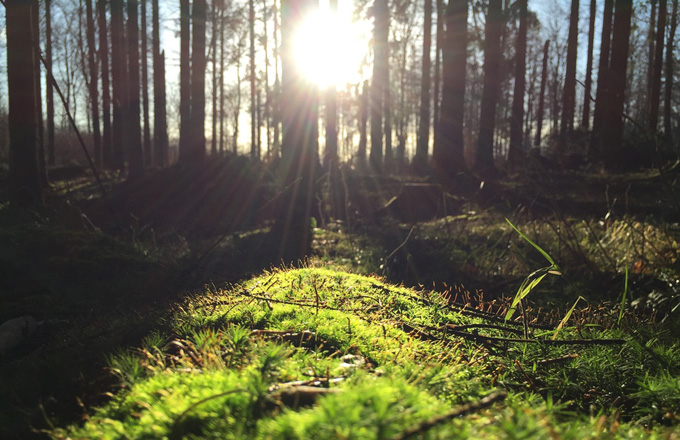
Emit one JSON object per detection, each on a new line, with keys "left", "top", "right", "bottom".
{"left": 1, "top": 158, "right": 679, "bottom": 439}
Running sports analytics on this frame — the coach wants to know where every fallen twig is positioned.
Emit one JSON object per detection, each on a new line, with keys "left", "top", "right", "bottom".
{"left": 391, "top": 391, "right": 508, "bottom": 440}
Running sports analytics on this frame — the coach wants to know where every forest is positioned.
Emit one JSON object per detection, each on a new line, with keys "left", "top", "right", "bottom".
{"left": 1, "top": 0, "right": 680, "bottom": 438}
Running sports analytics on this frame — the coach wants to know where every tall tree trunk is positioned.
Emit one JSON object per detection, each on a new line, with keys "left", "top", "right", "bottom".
{"left": 46, "top": 0, "right": 55, "bottom": 167}
{"left": 152, "top": 0, "right": 167, "bottom": 166}
{"left": 98, "top": 0, "right": 113, "bottom": 169}
{"left": 211, "top": 1, "right": 218, "bottom": 155}
{"left": 110, "top": 0, "right": 127, "bottom": 171}
{"left": 7, "top": 0, "right": 41, "bottom": 206}
{"left": 249, "top": 0, "right": 258, "bottom": 159}
{"left": 233, "top": 44, "right": 241, "bottom": 154}
{"left": 31, "top": 0, "right": 46, "bottom": 185}
{"left": 560, "top": 0, "right": 579, "bottom": 145}
{"left": 534, "top": 40, "right": 550, "bottom": 148}
{"left": 219, "top": 3, "right": 225, "bottom": 154}
{"left": 582, "top": 0, "right": 596, "bottom": 129}
{"left": 278, "top": 0, "right": 319, "bottom": 261}
{"left": 358, "top": 80, "right": 368, "bottom": 161}
{"left": 190, "top": 0, "right": 208, "bottom": 163}
{"left": 272, "top": 0, "right": 281, "bottom": 157}
{"left": 369, "top": 0, "right": 388, "bottom": 169}
{"left": 475, "top": 0, "right": 503, "bottom": 175}
{"left": 127, "top": 0, "right": 144, "bottom": 178}
{"left": 415, "top": 0, "right": 432, "bottom": 172}
{"left": 648, "top": 0, "right": 657, "bottom": 114}
{"left": 508, "top": 0, "right": 527, "bottom": 167}
{"left": 432, "top": 0, "right": 443, "bottom": 158}
{"left": 86, "top": 0, "right": 102, "bottom": 168}
{"left": 141, "top": 0, "right": 151, "bottom": 166}
{"left": 591, "top": 0, "right": 614, "bottom": 159}
{"left": 179, "top": 0, "right": 192, "bottom": 161}
{"left": 433, "top": 0, "right": 467, "bottom": 176}
{"left": 665, "top": 0, "right": 678, "bottom": 144}
{"left": 649, "top": 0, "right": 666, "bottom": 133}
{"left": 601, "top": 0, "right": 633, "bottom": 168}
{"left": 323, "top": 0, "right": 339, "bottom": 169}
{"left": 262, "top": 0, "right": 271, "bottom": 156}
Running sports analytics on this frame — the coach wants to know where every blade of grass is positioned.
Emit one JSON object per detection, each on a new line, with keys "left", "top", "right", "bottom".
{"left": 505, "top": 218, "right": 558, "bottom": 268}
{"left": 617, "top": 266, "right": 629, "bottom": 328}
{"left": 552, "top": 296, "right": 585, "bottom": 340}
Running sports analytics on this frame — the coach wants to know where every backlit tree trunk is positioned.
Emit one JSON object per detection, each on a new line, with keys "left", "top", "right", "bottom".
{"left": 110, "top": 0, "right": 127, "bottom": 171}
{"left": 582, "top": 0, "right": 596, "bottom": 129}
{"left": 358, "top": 80, "right": 368, "bottom": 161}
{"left": 664, "top": 0, "right": 678, "bottom": 144}
{"left": 127, "top": 0, "right": 144, "bottom": 178}
{"left": 415, "top": 0, "right": 433, "bottom": 172}
{"left": 152, "top": 0, "right": 168, "bottom": 166}
{"left": 6, "top": 0, "right": 41, "bottom": 206}
{"left": 475, "top": 0, "right": 503, "bottom": 175}
{"left": 86, "top": 0, "right": 102, "bottom": 167}
{"left": 591, "top": 0, "right": 613, "bottom": 159}
{"left": 46, "top": 0, "right": 55, "bottom": 166}
{"left": 534, "top": 40, "right": 549, "bottom": 148}
{"left": 649, "top": 0, "right": 666, "bottom": 133}
{"left": 190, "top": 0, "right": 208, "bottom": 162}
{"left": 141, "top": 0, "right": 151, "bottom": 166}
{"left": 179, "top": 0, "right": 192, "bottom": 161}
{"left": 369, "top": 0, "right": 388, "bottom": 170}
{"left": 508, "top": 0, "right": 527, "bottom": 167}
{"left": 560, "top": 0, "right": 579, "bottom": 145}
{"left": 31, "top": 0, "right": 46, "bottom": 185}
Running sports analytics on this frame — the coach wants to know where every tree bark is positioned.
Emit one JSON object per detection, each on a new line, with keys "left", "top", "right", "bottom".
{"left": 179, "top": 0, "right": 192, "bottom": 161}
{"left": 127, "top": 0, "right": 144, "bottom": 178}
{"left": 475, "top": 0, "right": 503, "bottom": 175}
{"left": 664, "top": 0, "right": 678, "bottom": 144}
{"left": 433, "top": 0, "right": 467, "bottom": 176}
{"left": 415, "top": 0, "right": 433, "bottom": 172}
{"left": 591, "top": 0, "right": 614, "bottom": 159}
{"left": 323, "top": 0, "right": 339, "bottom": 169}
{"left": 6, "top": 0, "right": 41, "bottom": 206}
{"left": 86, "top": 0, "right": 102, "bottom": 168}
{"left": 369, "top": 0, "right": 388, "bottom": 170}
{"left": 278, "top": 0, "right": 319, "bottom": 262}
{"left": 601, "top": 0, "right": 633, "bottom": 168}
{"left": 648, "top": 0, "right": 657, "bottom": 114}
{"left": 31, "top": 0, "right": 46, "bottom": 185}
{"left": 97, "top": 0, "right": 113, "bottom": 169}
{"left": 582, "top": 0, "right": 596, "bottom": 129}
{"left": 110, "top": 0, "right": 127, "bottom": 171}
{"left": 534, "top": 40, "right": 549, "bottom": 148}
{"left": 508, "top": 0, "right": 527, "bottom": 167}
{"left": 249, "top": 0, "right": 258, "bottom": 159}
{"left": 358, "top": 80, "right": 369, "bottom": 161}
{"left": 560, "top": 0, "right": 579, "bottom": 145}
{"left": 46, "top": 0, "right": 55, "bottom": 167}
{"left": 649, "top": 0, "right": 666, "bottom": 133}
{"left": 211, "top": 0, "right": 218, "bottom": 155}
{"left": 152, "top": 0, "right": 167, "bottom": 166}
{"left": 189, "top": 0, "right": 208, "bottom": 163}
{"left": 432, "top": 0, "right": 443, "bottom": 159}
{"left": 141, "top": 0, "right": 151, "bottom": 166}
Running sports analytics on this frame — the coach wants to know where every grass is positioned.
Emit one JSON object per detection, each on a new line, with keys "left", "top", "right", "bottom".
{"left": 50, "top": 266, "right": 680, "bottom": 439}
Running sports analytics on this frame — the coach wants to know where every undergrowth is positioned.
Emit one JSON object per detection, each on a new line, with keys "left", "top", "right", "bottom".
{"left": 52, "top": 267, "right": 680, "bottom": 439}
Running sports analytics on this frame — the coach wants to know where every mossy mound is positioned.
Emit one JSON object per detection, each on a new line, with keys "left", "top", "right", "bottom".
{"left": 53, "top": 268, "right": 680, "bottom": 439}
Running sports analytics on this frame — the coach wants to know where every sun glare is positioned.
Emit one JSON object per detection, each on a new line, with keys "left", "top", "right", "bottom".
{"left": 293, "top": 8, "right": 368, "bottom": 88}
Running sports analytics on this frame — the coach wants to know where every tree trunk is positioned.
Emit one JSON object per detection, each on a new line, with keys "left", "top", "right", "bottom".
{"left": 601, "top": 0, "right": 633, "bottom": 168}
{"left": 648, "top": 0, "right": 657, "bottom": 114}
{"left": 127, "top": 0, "right": 144, "bottom": 179}
{"left": 560, "top": 0, "right": 579, "bottom": 145}
{"left": 475, "top": 0, "right": 503, "bottom": 175}
{"left": 97, "top": 0, "right": 112, "bottom": 169}
{"left": 358, "top": 80, "right": 368, "bottom": 161}
{"left": 649, "top": 0, "right": 666, "bottom": 133}
{"left": 141, "top": 0, "right": 151, "bottom": 166}
{"left": 432, "top": 0, "right": 443, "bottom": 159}
{"left": 7, "top": 0, "right": 41, "bottom": 206}
{"left": 152, "top": 0, "right": 167, "bottom": 166}
{"left": 31, "top": 0, "right": 46, "bottom": 185}
{"left": 219, "top": 3, "right": 225, "bottom": 154}
{"left": 46, "top": 0, "right": 55, "bottom": 167}
{"left": 508, "top": 0, "right": 527, "bottom": 167}
{"left": 323, "top": 0, "right": 339, "bottom": 169}
{"left": 591, "top": 0, "right": 614, "bottom": 159}
{"left": 179, "top": 0, "right": 192, "bottom": 161}
{"left": 249, "top": 0, "right": 258, "bottom": 159}
{"left": 433, "top": 0, "right": 467, "bottom": 176}
{"left": 86, "top": 0, "right": 102, "bottom": 168}
{"left": 262, "top": 0, "right": 271, "bottom": 157}
{"left": 415, "top": 0, "right": 432, "bottom": 172}
{"left": 665, "top": 0, "right": 678, "bottom": 144}
{"left": 369, "top": 0, "right": 388, "bottom": 170}
{"left": 110, "top": 0, "right": 127, "bottom": 171}
{"left": 189, "top": 0, "right": 207, "bottom": 163}
{"left": 211, "top": 1, "right": 218, "bottom": 155}
{"left": 582, "top": 0, "right": 596, "bottom": 129}
{"left": 534, "top": 40, "right": 549, "bottom": 148}
{"left": 278, "top": 0, "right": 319, "bottom": 262}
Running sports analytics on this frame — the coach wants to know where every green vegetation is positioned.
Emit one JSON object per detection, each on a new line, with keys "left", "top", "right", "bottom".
{"left": 50, "top": 267, "right": 679, "bottom": 439}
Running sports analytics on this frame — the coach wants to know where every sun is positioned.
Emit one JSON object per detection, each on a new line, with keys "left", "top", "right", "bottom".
{"left": 293, "top": 7, "right": 369, "bottom": 88}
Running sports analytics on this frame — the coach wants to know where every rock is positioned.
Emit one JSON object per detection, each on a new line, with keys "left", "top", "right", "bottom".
{"left": 0, "top": 315, "right": 37, "bottom": 354}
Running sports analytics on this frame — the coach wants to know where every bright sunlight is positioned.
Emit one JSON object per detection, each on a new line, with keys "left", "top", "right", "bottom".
{"left": 293, "top": 6, "right": 369, "bottom": 88}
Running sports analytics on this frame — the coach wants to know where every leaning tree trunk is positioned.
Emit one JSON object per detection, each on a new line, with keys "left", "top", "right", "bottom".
{"left": 415, "top": 0, "right": 432, "bottom": 172}
{"left": 433, "top": 0, "right": 467, "bottom": 176}
{"left": 649, "top": 0, "right": 666, "bottom": 134}
{"left": 277, "top": 0, "right": 319, "bottom": 262}
{"left": 534, "top": 40, "right": 550, "bottom": 148}
{"left": 475, "top": 0, "right": 503, "bottom": 175}
{"left": 127, "top": 0, "right": 144, "bottom": 179}
{"left": 664, "top": 0, "right": 679, "bottom": 145}
{"left": 508, "top": 0, "right": 528, "bottom": 167}
{"left": 7, "top": 0, "right": 41, "bottom": 206}
{"left": 601, "top": 0, "right": 633, "bottom": 169}
{"left": 560, "top": 0, "right": 579, "bottom": 148}
{"left": 582, "top": 0, "right": 596, "bottom": 129}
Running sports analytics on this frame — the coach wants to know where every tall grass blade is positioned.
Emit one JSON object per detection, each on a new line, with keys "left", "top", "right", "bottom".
{"left": 552, "top": 296, "right": 585, "bottom": 340}
{"left": 505, "top": 218, "right": 558, "bottom": 267}
{"left": 617, "top": 266, "right": 629, "bottom": 328}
